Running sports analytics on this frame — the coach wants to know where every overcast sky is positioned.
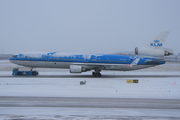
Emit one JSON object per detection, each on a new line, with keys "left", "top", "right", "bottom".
{"left": 0, "top": 0, "right": 180, "bottom": 54}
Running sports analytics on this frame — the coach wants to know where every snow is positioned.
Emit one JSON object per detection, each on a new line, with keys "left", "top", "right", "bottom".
{"left": 0, "top": 107, "right": 180, "bottom": 120}
{"left": 1, "top": 61, "right": 180, "bottom": 119}
{"left": 0, "top": 73, "right": 179, "bottom": 99}
{"left": 0, "top": 60, "right": 9, "bottom": 62}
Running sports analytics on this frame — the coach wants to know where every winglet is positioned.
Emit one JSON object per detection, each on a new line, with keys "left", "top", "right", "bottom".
{"left": 130, "top": 58, "right": 140, "bottom": 67}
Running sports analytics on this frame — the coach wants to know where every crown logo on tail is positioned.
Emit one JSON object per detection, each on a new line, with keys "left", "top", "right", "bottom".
{"left": 154, "top": 39, "right": 159, "bottom": 43}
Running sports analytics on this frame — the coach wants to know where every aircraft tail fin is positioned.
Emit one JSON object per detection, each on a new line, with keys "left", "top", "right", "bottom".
{"left": 146, "top": 31, "right": 170, "bottom": 48}
{"left": 145, "top": 31, "right": 173, "bottom": 55}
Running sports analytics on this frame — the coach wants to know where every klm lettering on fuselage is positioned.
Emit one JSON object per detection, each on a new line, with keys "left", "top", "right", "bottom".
{"left": 150, "top": 39, "right": 162, "bottom": 47}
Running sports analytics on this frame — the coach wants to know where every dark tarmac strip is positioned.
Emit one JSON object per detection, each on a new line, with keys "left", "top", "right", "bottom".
{"left": 1, "top": 74, "right": 180, "bottom": 78}
{"left": 0, "top": 96, "right": 180, "bottom": 109}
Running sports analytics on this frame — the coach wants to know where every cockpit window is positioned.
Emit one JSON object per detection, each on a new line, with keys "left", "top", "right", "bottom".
{"left": 13, "top": 55, "right": 17, "bottom": 58}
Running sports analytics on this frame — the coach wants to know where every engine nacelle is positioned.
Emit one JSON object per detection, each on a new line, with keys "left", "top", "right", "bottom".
{"left": 70, "top": 65, "right": 88, "bottom": 73}
{"left": 135, "top": 47, "right": 170, "bottom": 57}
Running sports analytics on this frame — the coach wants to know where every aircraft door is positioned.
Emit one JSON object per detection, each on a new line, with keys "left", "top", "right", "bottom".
{"left": 83, "top": 54, "right": 91, "bottom": 63}
{"left": 42, "top": 55, "right": 50, "bottom": 61}
{"left": 19, "top": 54, "right": 24, "bottom": 60}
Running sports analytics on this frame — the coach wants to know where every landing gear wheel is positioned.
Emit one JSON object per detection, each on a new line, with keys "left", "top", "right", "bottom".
{"left": 92, "top": 72, "right": 101, "bottom": 77}
{"left": 97, "top": 73, "right": 101, "bottom": 77}
{"left": 92, "top": 72, "right": 97, "bottom": 77}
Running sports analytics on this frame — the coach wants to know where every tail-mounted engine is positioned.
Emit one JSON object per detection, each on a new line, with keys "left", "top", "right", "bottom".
{"left": 135, "top": 47, "right": 173, "bottom": 57}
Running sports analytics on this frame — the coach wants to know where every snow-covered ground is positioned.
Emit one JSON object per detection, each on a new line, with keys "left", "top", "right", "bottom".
{"left": 0, "top": 77, "right": 179, "bottom": 99}
{"left": 1, "top": 107, "right": 180, "bottom": 120}
{"left": 0, "top": 61, "right": 180, "bottom": 120}
{"left": 0, "top": 72, "right": 180, "bottom": 120}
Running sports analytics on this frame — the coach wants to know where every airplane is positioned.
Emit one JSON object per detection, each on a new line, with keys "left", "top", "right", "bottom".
{"left": 9, "top": 31, "right": 173, "bottom": 77}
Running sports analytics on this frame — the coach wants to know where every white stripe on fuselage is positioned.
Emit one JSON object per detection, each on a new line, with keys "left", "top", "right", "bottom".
{"left": 10, "top": 60, "right": 154, "bottom": 71}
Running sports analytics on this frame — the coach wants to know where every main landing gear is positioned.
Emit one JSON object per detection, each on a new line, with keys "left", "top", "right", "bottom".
{"left": 92, "top": 68, "right": 102, "bottom": 77}
{"left": 92, "top": 72, "right": 101, "bottom": 77}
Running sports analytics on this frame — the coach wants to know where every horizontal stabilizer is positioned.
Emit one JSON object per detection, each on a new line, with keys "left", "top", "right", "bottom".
{"left": 158, "top": 47, "right": 173, "bottom": 55}
{"left": 145, "top": 59, "right": 164, "bottom": 63}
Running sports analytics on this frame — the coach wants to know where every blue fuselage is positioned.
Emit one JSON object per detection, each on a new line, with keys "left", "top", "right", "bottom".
{"left": 9, "top": 52, "right": 165, "bottom": 64}
{"left": 9, "top": 52, "right": 165, "bottom": 71}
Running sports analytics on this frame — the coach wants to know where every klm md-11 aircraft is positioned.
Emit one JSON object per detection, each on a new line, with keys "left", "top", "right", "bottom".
{"left": 9, "top": 31, "right": 173, "bottom": 77}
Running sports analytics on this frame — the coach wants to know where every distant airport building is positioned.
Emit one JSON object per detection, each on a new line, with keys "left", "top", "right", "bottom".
{"left": 0, "top": 54, "right": 13, "bottom": 60}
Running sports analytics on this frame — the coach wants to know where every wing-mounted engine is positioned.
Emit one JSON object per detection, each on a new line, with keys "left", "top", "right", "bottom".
{"left": 135, "top": 47, "right": 173, "bottom": 57}
{"left": 70, "top": 65, "right": 89, "bottom": 73}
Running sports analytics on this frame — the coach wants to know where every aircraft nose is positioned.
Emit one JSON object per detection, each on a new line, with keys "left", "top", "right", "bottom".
{"left": 9, "top": 56, "right": 13, "bottom": 60}
{"left": 9, "top": 57, "right": 14, "bottom": 63}
{"left": 9, "top": 55, "right": 17, "bottom": 63}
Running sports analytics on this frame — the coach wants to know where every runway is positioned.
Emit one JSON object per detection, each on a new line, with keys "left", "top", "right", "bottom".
{"left": 1, "top": 96, "right": 180, "bottom": 109}
{"left": 0, "top": 61, "right": 180, "bottom": 119}
{"left": 1, "top": 74, "right": 180, "bottom": 78}
{"left": 1, "top": 96, "right": 180, "bottom": 120}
